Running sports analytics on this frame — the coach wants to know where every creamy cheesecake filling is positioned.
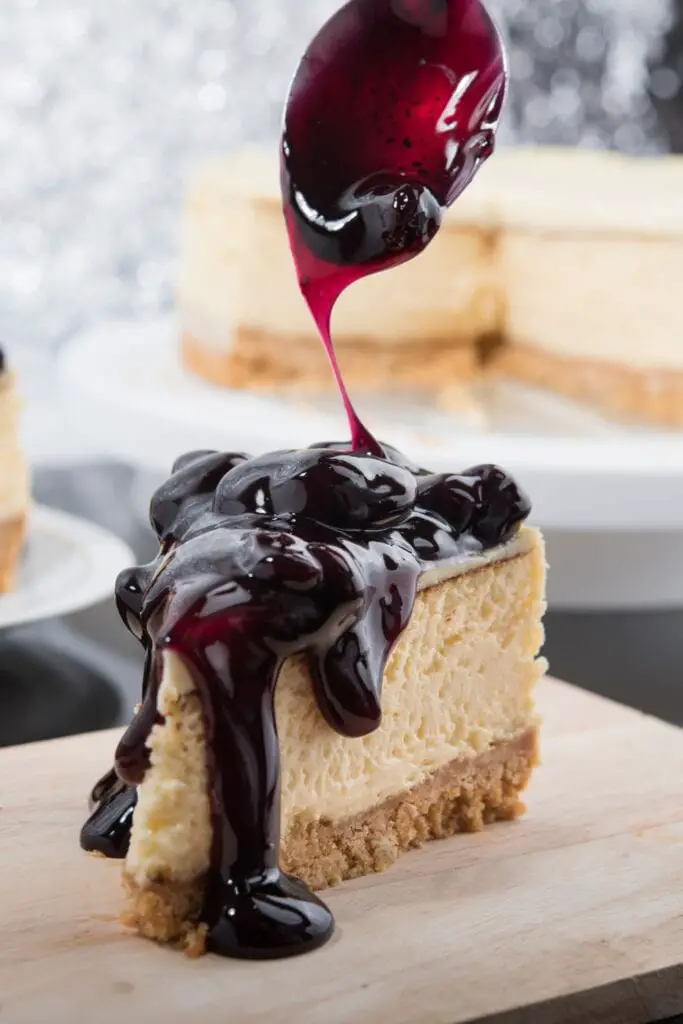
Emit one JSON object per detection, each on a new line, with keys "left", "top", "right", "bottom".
{"left": 493, "top": 149, "right": 683, "bottom": 383}
{"left": 0, "top": 363, "right": 28, "bottom": 592}
{"left": 501, "top": 233, "right": 683, "bottom": 372}
{"left": 0, "top": 373, "right": 29, "bottom": 522}
{"left": 493, "top": 149, "right": 683, "bottom": 238}
{"left": 0, "top": 517, "right": 26, "bottom": 593}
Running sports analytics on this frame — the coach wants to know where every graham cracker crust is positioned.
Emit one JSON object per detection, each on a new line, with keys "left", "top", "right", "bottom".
{"left": 0, "top": 515, "right": 26, "bottom": 592}
{"left": 121, "top": 726, "right": 538, "bottom": 954}
{"left": 181, "top": 328, "right": 477, "bottom": 394}
{"left": 496, "top": 342, "right": 683, "bottom": 428}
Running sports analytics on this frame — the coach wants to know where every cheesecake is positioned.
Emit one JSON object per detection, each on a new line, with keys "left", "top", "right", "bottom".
{"left": 82, "top": 443, "right": 546, "bottom": 959}
{"left": 492, "top": 148, "right": 683, "bottom": 428}
{"left": 123, "top": 527, "right": 544, "bottom": 946}
{"left": 178, "top": 148, "right": 501, "bottom": 399}
{"left": 0, "top": 349, "right": 28, "bottom": 592}
{"left": 179, "top": 146, "right": 683, "bottom": 429}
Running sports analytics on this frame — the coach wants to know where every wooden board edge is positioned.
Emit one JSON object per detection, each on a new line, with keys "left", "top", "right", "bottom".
{"left": 464, "top": 963, "right": 683, "bottom": 1024}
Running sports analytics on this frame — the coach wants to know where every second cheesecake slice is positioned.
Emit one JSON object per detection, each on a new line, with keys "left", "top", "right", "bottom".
{"left": 81, "top": 444, "right": 546, "bottom": 959}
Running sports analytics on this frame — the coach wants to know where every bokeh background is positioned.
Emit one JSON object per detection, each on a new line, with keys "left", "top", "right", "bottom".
{"left": 0, "top": 0, "right": 679, "bottom": 349}
{"left": 2, "top": 0, "right": 683, "bottom": 745}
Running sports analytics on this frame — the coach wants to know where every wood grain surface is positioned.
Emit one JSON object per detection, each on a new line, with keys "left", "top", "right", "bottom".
{"left": 1, "top": 678, "right": 682, "bottom": 1024}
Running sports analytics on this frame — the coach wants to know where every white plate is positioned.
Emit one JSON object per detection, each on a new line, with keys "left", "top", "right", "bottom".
{"left": 0, "top": 506, "right": 134, "bottom": 631}
{"left": 60, "top": 318, "right": 683, "bottom": 533}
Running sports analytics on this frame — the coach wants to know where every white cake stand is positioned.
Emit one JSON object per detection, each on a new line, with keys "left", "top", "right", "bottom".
{"left": 59, "top": 318, "right": 683, "bottom": 610}
{"left": 0, "top": 505, "right": 134, "bottom": 631}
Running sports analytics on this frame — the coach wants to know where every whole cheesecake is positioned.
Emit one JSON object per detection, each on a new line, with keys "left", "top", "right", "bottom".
{"left": 178, "top": 148, "right": 501, "bottom": 400}
{"left": 82, "top": 443, "right": 546, "bottom": 958}
{"left": 0, "top": 349, "right": 28, "bottom": 592}
{"left": 179, "top": 146, "right": 683, "bottom": 429}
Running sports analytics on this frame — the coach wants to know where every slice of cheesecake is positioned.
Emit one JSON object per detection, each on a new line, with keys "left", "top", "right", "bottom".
{"left": 82, "top": 444, "right": 545, "bottom": 959}
{"left": 123, "top": 527, "right": 545, "bottom": 950}
{"left": 178, "top": 148, "right": 501, "bottom": 401}
{"left": 0, "top": 350, "right": 28, "bottom": 592}
{"left": 492, "top": 148, "right": 683, "bottom": 427}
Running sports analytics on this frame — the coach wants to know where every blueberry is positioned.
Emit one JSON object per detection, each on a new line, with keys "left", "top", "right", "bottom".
{"left": 309, "top": 439, "right": 424, "bottom": 474}
{"left": 115, "top": 564, "right": 153, "bottom": 641}
{"left": 214, "top": 450, "right": 318, "bottom": 517}
{"left": 216, "top": 450, "right": 417, "bottom": 530}
{"left": 308, "top": 441, "right": 354, "bottom": 453}
{"left": 376, "top": 442, "right": 426, "bottom": 475}
{"left": 416, "top": 474, "right": 477, "bottom": 533}
{"left": 346, "top": 175, "right": 442, "bottom": 263}
{"left": 171, "top": 449, "right": 220, "bottom": 473}
{"left": 247, "top": 531, "right": 323, "bottom": 591}
{"left": 464, "top": 464, "right": 531, "bottom": 546}
{"left": 296, "top": 454, "right": 417, "bottom": 529}
{"left": 151, "top": 451, "right": 249, "bottom": 539}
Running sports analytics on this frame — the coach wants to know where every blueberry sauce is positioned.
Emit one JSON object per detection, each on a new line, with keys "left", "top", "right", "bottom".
{"left": 81, "top": 0, "right": 515, "bottom": 961}
{"left": 282, "top": 0, "right": 506, "bottom": 449}
{"left": 81, "top": 444, "right": 530, "bottom": 958}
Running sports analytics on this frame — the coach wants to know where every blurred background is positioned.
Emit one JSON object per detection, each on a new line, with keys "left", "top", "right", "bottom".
{"left": 2, "top": 0, "right": 683, "bottom": 746}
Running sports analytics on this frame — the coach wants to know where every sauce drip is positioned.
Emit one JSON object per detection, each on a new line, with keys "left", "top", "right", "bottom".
{"left": 282, "top": 0, "right": 506, "bottom": 450}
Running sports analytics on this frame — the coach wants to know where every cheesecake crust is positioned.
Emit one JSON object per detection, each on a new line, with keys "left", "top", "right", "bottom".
{"left": 121, "top": 727, "right": 538, "bottom": 954}
{"left": 182, "top": 328, "right": 477, "bottom": 394}
{"left": 0, "top": 515, "right": 25, "bottom": 592}
{"left": 496, "top": 342, "right": 683, "bottom": 428}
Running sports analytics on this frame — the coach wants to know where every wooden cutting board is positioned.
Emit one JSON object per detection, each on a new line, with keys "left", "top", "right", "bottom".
{"left": 1, "top": 678, "right": 683, "bottom": 1024}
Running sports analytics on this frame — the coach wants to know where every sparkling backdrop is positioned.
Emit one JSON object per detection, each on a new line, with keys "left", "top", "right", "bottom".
{"left": 0, "top": 0, "right": 675, "bottom": 351}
